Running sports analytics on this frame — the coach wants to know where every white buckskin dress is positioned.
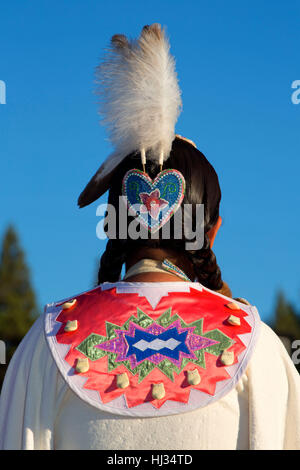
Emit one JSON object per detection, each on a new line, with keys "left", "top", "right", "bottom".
{"left": 0, "top": 279, "right": 300, "bottom": 450}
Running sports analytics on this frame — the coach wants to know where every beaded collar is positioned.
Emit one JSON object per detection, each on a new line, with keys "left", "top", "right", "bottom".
{"left": 44, "top": 281, "right": 261, "bottom": 417}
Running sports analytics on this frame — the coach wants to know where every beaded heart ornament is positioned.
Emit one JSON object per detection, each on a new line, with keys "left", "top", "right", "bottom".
{"left": 122, "top": 168, "right": 185, "bottom": 233}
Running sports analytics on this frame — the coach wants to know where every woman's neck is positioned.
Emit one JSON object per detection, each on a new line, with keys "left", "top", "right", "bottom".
{"left": 123, "top": 258, "right": 192, "bottom": 282}
{"left": 124, "top": 272, "right": 188, "bottom": 282}
{"left": 125, "top": 247, "right": 195, "bottom": 282}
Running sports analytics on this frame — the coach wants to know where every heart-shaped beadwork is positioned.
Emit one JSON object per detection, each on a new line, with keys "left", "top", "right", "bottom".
{"left": 122, "top": 169, "right": 185, "bottom": 232}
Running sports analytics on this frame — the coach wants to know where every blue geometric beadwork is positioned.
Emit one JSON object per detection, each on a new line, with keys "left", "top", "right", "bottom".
{"left": 125, "top": 327, "right": 190, "bottom": 362}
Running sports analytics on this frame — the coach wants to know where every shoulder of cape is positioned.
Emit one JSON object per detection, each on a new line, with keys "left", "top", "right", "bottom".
{"left": 44, "top": 282, "right": 261, "bottom": 417}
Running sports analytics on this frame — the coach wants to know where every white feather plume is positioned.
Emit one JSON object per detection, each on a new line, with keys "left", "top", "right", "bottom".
{"left": 95, "top": 24, "right": 182, "bottom": 180}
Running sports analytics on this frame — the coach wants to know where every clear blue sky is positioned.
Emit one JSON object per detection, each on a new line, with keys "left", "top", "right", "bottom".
{"left": 1, "top": 0, "right": 299, "bottom": 323}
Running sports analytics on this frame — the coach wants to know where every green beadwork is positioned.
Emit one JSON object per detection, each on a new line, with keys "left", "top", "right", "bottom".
{"left": 203, "top": 329, "right": 233, "bottom": 356}
{"left": 76, "top": 307, "right": 233, "bottom": 382}
{"left": 76, "top": 333, "right": 106, "bottom": 361}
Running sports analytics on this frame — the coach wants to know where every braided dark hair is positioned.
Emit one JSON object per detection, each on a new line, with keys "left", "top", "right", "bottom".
{"left": 98, "top": 239, "right": 127, "bottom": 283}
{"left": 98, "top": 137, "right": 223, "bottom": 290}
{"left": 185, "top": 235, "right": 222, "bottom": 290}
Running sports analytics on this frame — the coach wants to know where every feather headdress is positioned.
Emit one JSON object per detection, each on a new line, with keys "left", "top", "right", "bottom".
{"left": 78, "top": 24, "right": 182, "bottom": 207}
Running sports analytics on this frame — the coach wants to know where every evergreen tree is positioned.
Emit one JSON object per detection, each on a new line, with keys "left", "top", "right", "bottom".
{"left": 0, "top": 226, "right": 38, "bottom": 389}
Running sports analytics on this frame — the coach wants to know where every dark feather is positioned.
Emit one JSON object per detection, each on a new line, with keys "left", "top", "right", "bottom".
{"left": 77, "top": 167, "right": 114, "bottom": 208}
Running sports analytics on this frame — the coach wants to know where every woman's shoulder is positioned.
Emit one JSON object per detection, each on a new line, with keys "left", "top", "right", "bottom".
{"left": 250, "top": 320, "right": 297, "bottom": 372}
{"left": 245, "top": 319, "right": 300, "bottom": 409}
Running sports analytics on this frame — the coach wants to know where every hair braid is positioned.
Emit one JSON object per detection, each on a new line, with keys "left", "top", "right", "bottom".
{"left": 98, "top": 239, "right": 127, "bottom": 283}
{"left": 186, "top": 234, "right": 223, "bottom": 291}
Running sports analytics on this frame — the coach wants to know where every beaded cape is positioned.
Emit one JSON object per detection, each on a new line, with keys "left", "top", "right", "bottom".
{"left": 44, "top": 281, "right": 260, "bottom": 417}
